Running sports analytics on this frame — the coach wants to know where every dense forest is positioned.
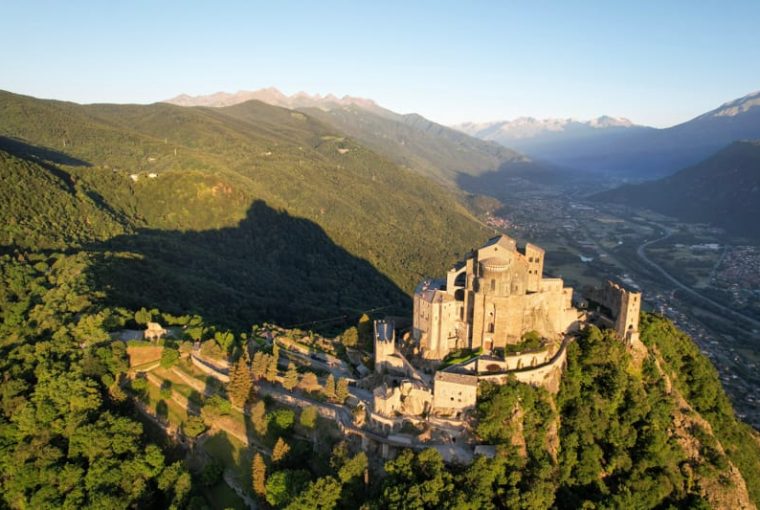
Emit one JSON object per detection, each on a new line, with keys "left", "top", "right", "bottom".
{"left": 2, "top": 250, "right": 758, "bottom": 509}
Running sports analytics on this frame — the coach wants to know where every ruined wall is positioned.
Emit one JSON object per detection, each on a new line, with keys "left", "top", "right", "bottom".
{"left": 373, "top": 384, "right": 402, "bottom": 417}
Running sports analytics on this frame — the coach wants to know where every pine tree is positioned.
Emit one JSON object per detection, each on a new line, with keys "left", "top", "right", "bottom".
{"left": 252, "top": 452, "right": 266, "bottom": 498}
{"left": 251, "top": 401, "right": 268, "bottom": 436}
{"left": 266, "top": 345, "right": 280, "bottom": 381}
{"left": 283, "top": 362, "right": 299, "bottom": 391}
{"left": 227, "top": 355, "right": 252, "bottom": 408}
{"left": 252, "top": 351, "right": 266, "bottom": 380}
{"left": 272, "top": 437, "right": 291, "bottom": 464}
{"left": 336, "top": 378, "right": 349, "bottom": 404}
{"left": 324, "top": 373, "right": 336, "bottom": 400}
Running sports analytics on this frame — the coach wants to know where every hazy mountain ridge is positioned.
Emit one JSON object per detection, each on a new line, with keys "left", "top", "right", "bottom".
{"left": 455, "top": 115, "right": 641, "bottom": 140}
{"left": 594, "top": 140, "right": 760, "bottom": 238}
{"left": 165, "top": 88, "right": 544, "bottom": 185}
{"left": 459, "top": 90, "right": 760, "bottom": 178}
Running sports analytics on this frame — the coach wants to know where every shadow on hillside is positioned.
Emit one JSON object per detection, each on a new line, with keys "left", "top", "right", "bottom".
{"left": 456, "top": 160, "right": 588, "bottom": 201}
{"left": 0, "top": 135, "right": 91, "bottom": 167}
{"left": 0, "top": 135, "right": 91, "bottom": 195}
{"left": 87, "top": 200, "right": 409, "bottom": 334}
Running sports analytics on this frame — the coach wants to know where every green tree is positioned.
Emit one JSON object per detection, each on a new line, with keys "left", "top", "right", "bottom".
{"left": 271, "top": 408, "right": 295, "bottom": 433}
{"left": 338, "top": 452, "right": 368, "bottom": 484}
{"left": 285, "top": 476, "right": 342, "bottom": 510}
{"left": 265, "top": 470, "right": 310, "bottom": 508}
{"left": 300, "top": 406, "right": 318, "bottom": 429}
{"left": 182, "top": 416, "right": 207, "bottom": 438}
{"left": 160, "top": 347, "right": 179, "bottom": 368}
{"left": 214, "top": 330, "right": 235, "bottom": 353}
{"left": 382, "top": 448, "right": 454, "bottom": 509}
{"left": 134, "top": 307, "right": 151, "bottom": 326}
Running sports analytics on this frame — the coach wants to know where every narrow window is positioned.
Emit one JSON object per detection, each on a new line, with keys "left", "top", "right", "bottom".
{"left": 490, "top": 279, "right": 496, "bottom": 291}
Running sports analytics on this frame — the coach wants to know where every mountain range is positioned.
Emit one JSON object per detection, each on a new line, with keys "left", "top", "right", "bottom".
{"left": 166, "top": 88, "right": 539, "bottom": 185}
{"left": 457, "top": 90, "right": 760, "bottom": 179}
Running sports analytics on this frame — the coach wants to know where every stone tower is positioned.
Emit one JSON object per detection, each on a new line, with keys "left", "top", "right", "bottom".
{"left": 374, "top": 320, "right": 396, "bottom": 374}
{"left": 524, "top": 243, "right": 545, "bottom": 293}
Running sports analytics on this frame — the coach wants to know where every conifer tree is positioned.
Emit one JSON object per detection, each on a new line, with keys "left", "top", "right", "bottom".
{"left": 336, "top": 378, "right": 349, "bottom": 404}
{"left": 272, "top": 437, "right": 291, "bottom": 464}
{"left": 251, "top": 401, "right": 268, "bottom": 436}
{"left": 324, "top": 373, "right": 336, "bottom": 399}
{"left": 283, "top": 362, "right": 299, "bottom": 391}
{"left": 252, "top": 452, "right": 266, "bottom": 498}
{"left": 266, "top": 345, "right": 280, "bottom": 381}
{"left": 252, "top": 351, "right": 267, "bottom": 380}
{"left": 228, "top": 355, "right": 252, "bottom": 408}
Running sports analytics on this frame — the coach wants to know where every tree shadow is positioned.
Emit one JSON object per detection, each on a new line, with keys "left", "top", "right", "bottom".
{"left": 86, "top": 199, "right": 409, "bottom": 334}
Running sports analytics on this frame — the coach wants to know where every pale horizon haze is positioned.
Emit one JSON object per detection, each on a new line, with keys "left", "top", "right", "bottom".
{"left": 2, "top": 1, "right": 760, "bottom": 128}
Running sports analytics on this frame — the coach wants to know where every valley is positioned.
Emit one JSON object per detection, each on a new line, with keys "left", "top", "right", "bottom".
{"left": 480, "top": 180, "right": 760, "bottom": 428}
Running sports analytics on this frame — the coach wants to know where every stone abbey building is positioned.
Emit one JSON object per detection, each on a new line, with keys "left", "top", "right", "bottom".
{"left": 413, "top": 234, "right": 579, "bottom": 360}
{"left": 371, "top": 234, "right": 643, "bottom": 422}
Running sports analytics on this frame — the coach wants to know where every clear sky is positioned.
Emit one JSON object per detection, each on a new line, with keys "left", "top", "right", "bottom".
{"left": 2, "top": 1, "right": 759, "bottom": 127}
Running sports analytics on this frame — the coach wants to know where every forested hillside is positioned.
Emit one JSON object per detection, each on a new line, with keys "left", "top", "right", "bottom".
{"left": 595, "top": 141, "right": 760, "bottom": 238}
{"left": 0, "top": 90, "right": 490, "bottom": 329}
{"left": 3, "top": 245, "right": 758, "bottom": 509}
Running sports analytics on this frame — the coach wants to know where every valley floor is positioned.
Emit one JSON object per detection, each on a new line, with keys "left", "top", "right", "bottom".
{"left": 484, "top": 181, "right": 760, "bottom": 429}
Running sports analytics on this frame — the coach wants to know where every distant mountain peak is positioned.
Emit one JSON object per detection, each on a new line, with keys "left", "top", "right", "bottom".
{"left": 454, "top": 115, "right": 641, "bottom": 142}
{"left": 701, "top": 90, "right": 760, "bottom": 119}
{"left": 163, "top": 87, "right": 380, "bottom": 111}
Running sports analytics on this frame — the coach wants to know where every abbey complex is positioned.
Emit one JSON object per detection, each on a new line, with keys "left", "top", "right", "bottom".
{"left": 369, "top": 234, "right": 642, "bottom": 425}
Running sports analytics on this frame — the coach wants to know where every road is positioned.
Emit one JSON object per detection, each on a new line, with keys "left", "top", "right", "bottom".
{"left": 636, "top": 222, "right": 760, "bottom": 331}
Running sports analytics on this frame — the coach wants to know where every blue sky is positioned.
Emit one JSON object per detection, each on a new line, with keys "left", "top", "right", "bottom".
{"left": 2, "top": 1, "right": 759, "bottom": 127}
